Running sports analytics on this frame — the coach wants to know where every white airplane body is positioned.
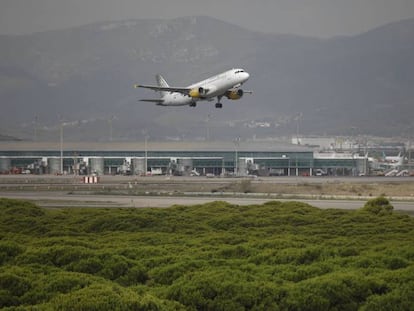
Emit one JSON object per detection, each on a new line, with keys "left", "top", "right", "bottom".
{"left": 383, "top": 152, "right": 404, "bottom": 164}
{"left": 368, "top": 151, "right": 405, "bottom": 169}
{"left": 134, "top": 68, "right": 250, "bottom": 108}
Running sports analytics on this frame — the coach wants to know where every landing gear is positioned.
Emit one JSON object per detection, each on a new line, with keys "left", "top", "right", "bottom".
{"left": 215, "top": 96, "right": 223, "bottom": 108}
{"left": 190, "top": 102, "right": 197, "bottom": 107}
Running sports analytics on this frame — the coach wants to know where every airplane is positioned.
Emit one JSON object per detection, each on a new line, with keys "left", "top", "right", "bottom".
{"left": 134, "top": 68, "right": 250, "bottom": 108}
{"left": 382, "top": 151, "right": 405, "bottom": 164}
{"left": 368, "top": 151, "right": 405, "bottom": 170}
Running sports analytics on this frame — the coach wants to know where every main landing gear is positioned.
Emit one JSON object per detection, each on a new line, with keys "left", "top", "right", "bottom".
{"left": 190, "top": 102, "right": 196, "bottom": 107}
{"left": 215, "top": 96, "right": 223, "bottom": 108}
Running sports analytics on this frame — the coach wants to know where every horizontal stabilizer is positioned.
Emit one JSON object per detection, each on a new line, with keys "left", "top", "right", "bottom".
{"left": 140, "top": 99, "right": 164, "bottom": 103}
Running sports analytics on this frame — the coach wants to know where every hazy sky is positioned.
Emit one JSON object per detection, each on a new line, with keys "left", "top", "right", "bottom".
{"left": 1, "top": 0, "right": 414, "bottom": 37}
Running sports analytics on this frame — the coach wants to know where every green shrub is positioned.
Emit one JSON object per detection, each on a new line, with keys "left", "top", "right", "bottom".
{"left": 362, "top": 196, "right": 393, "bottom": 215}
{"left": 361, "top": 282, "right": 414, "bottom": 311}
{"left": 150, "top": 261, "right": 203, "bottom": 285}
{"left": 0, "top": 198, "right": 44, "bottom": 217}
{"left": 71, "top": 257, "right": 103, "bottom": 274}
{"left": 55, "top": 246, "right": 93, "bottom": 267}
{"left": 0, "top": 241, "right": 24, "bottom": 264}
{"left": 45, "top": 273, "right": 91, "bottom": 294}
{"left": 100, "top": 255, "right": 130, "bottom": 280}
{"left": 285, "top": 272, "right": 388, "bottom": 311}
{"left": 383, "top": 257, "right": 409, "bottom": 270}
{"left": 118, "top": 264, "right": 149, "bottom": 286}
{"left": 218, "top": 245, "right": 253, "bottom": 259}
{"left": 0, "top": 200, "right": 413, "bottom": 309}
{"left": 0, "top": 272, "right": 31, "bottom": 307}
{"left": 168, "top": 269, "right": 283, "bottom": 310}
{"left": 49, "top": 283, "right": 152, "bottom": 311}
{"left": 0, "top": 198, "right": 46, "bottom": 234}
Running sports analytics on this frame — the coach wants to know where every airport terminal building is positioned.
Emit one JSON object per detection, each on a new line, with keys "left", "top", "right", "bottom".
{"left": 0, "top": 141, "right": 368, "bottom": 177}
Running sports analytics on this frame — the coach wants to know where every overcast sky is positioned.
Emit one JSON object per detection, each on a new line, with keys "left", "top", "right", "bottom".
{"left": 1, "top": 0, "right": 414, "bottom": 38}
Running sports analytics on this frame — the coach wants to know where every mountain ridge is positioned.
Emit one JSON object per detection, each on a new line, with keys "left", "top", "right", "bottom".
{"left": 0, "top": 16, "right": 413, "bottom": 141}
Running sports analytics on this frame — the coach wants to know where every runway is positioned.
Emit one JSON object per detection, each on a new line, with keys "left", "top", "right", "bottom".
{"left": 1, "top": 191, "right": 414, "bottom": 213}
{"left": 1, "top": 174, "right": 414, "bottom": 213}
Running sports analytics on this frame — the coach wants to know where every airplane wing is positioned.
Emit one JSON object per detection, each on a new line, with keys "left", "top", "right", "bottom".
{"left": 134, "top": 84, "right": 191, "bottom": 95}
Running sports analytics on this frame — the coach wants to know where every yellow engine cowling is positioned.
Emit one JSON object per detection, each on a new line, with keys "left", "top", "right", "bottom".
{"left": 225, "top": 89, "right": 244, "bottom": 100}
{"left": 189, "top": 87, "right": 207, "bottom": 98}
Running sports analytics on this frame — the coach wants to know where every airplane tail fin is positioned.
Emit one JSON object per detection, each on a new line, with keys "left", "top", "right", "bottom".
{"left": 156, "top": 74, "right": 169, "bottom": 97}
{"left": 155, "top": 74, "right": 169, "bottom": 95}
{"left": 156, "top": 74, "right": 169, "bottom": 87}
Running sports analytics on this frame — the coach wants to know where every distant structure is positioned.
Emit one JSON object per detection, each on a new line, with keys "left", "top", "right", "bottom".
{"left": 0, "top": 141, "right": 373, "bottom": 177}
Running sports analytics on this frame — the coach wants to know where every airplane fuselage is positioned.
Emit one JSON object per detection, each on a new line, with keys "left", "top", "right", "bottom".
{"left": 188, "top": 69, "right": 247, "bottom": 97}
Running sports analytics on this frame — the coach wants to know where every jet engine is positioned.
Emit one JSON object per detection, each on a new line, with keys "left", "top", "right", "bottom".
{"left": 189, "top": 87, "right": 208, "bottom": 98}
{"left": 225, "top": 89, "right": 244, "bottom": 100}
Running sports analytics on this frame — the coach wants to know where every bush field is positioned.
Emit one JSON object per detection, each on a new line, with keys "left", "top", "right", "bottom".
{"left": 0, "top": 197, "right": 414, "bottom": 310}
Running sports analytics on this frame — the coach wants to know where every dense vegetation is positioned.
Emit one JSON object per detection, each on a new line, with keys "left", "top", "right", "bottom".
{"left": 0, "top": 197, "right": 413, "bottom": 310}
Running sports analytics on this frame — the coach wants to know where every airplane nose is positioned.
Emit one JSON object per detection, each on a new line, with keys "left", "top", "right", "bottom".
{"left": 244, "top": 72, "right": 250, "bottom": 80}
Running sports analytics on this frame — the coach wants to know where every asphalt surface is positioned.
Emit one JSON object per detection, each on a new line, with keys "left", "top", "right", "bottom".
{"left": 1, "top": 191, "right": 414, "bottom": 213}
{"left": 1, "top": 175, "right": 414, "bottom": 212}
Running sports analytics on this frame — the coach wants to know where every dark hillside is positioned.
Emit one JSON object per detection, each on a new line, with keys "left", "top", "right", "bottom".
{"left": 1, "top": 17, "right": 413, "bottom": 140}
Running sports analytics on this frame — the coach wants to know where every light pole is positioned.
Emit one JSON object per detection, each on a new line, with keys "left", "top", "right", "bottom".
{"left": 205, "top": 114, "right": 211, "bottom": 141}
{"left": 294, "top": 112, "right": 303, "bottom": 144}
{"left": 33, "top": 115, "right": 38, "bottom": 142}
{"left": 142, "top": 129, "right": 149, "bottom": 175}
{"left": 145, "top": 135, "right": 148, "bottom": 175}
{"left": 58, "top": 117, "right": 77, "bottom": 175}
{"left": 233, "top": 137, "right": 240, "bottom": 176}
{"left": 60, "top": 121, "right": 64, "bottom": 175}
{"left": 108, "top": 115, "right": 117, "bottom": 141}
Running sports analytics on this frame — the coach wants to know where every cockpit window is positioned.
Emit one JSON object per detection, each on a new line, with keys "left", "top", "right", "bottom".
{"left": 235, "top": 70, "right": 245, "bottom": 74}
